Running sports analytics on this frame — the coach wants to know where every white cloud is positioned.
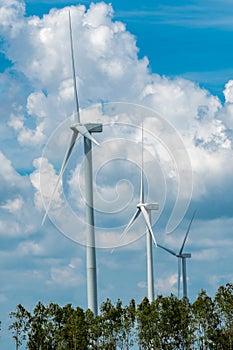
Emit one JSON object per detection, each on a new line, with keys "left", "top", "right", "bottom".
{"left": 17, "top": 240, "right": 44, "bottom": 256}
{"left": 30, "top": 157, "right": 64, "bottom": 211}
{"left": 8, "top": 112, "right": 24, "bottom": 131}
{"left": 193, "top": 248, "right": 219, "bottom": 261}
{"left": 0, "top": 216, "right": 36, "bottom": 237}
{"left": 0, "top": 219, "right": 21, "bottom": 237}
{"left": 26, "top": 91, "right": 48, "bottom": 118}
{"left": 138, "top": 274, "right": 178, "bottom": 295}
{"left": 137, "top": 280, "right": 147, "bottom": 289}
{"left": 0, "top": 150, "right": 42, "bottom": 239}
{"left": 0, "top": 151, "right": 24, "bottom": 185}
{"left": 83, "top": 2, "right": 113, "bottom": 28}
{"left": 48, "top": 258, "right": 85, "bottom": 286}
{"left": 0, "top": 0, "right": 25, "bottom": 37}
{"left": 18, "top": 122, "right": 45, "bottom": 146}
{"left": 0, "top": 196, "right": 23, "bottom": 213}
{"left": 0, "top": 1, "right": 231, "bottom": 237}
{"left": 0, "top": 0, "right": 229, "bottom": 241}
{"left": 155, "top": 274, "right": 178, "bottom": 295}
{"left": 223, "top": 80, "right": 233, "bottom": 103}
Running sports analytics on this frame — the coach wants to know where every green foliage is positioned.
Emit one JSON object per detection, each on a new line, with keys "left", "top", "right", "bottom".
{"left": 8, "top": 283, "right": 233, "bottom": 349}
{"left": 27, "top": 302, "right": 88, "bottom": 350}
{"left": 137, "top": 296, "right": 160, "bottom": 349}
{"left": 9, "top": 304, "right": 31, "bottom": 350}
{"left": 137, "top": 295, "right": 193, "bottom": 349}
{"left": 214, "top": 283, "right": 233, "bottom": 349}
{"left": 192, "top": 290, "right": 220, "bottom": 349}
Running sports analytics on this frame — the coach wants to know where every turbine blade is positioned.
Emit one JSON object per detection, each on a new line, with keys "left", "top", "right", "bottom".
{"left": 140, "top": 205, "right": 157, "bottom": 246}
{"left": 69, "top": 11, "right": 80, "bottom": 123}
{"left": 140, "top": 121, "right": 144, "bottom": 203}
{"left": 112, "top": 209, "right": 141, "bottom": 253}
{"left": 179, "top": 210, "right": 196, "bottom": 255}
{"left": 74, "top": 124, "right": 99, "bottom": 146}
{"left": 178, "top": 257, "right": 181, "bottom": 298}
{"left": 157, "top": 244, "right": 177, "bottom": 256}
{"left": 42, "top": 130, "right": 78, "bottom": 225}
{"left": 111, "top": 209, "right": 141, "bottom": 253}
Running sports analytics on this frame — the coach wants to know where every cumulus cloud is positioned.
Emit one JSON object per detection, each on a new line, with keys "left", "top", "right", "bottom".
{"left": 155, "top": 274, "right": 178, "bottom": 295}
{"left": 0, "top": 219, "right": 21, "bottom": 237}
{"left": 223, "top": 80, "right": 233, "bottom": 103}
{"left": 47, "top": 258, "right": 85, "bottom": 286}
{"left": 30, "top": 157, "right": 64, "bottom": 211}
{"left": 0, "top": 0, "right": 231, "bottom": 240}
{"left": 0, "top": 196, "right": 23, "bottom": 213}
{"left": 17, "top": 240, "right": 44, "bottom": 256}
{"left": 0, "top": 0, "right": 25, "bottom": 37}
{"left": 138, "top": 274, "right": 178, "bottom": 295}
{"left": 9, "top": 113, "right": 46, "bottom": 146}
{"left": 0, "top": 151, "right": 24, "bottom": 185}
{"left": 193, "top": 248, "right": 219, "bottom": 261}
{"left": 0, "top": 0, "right": 231, "bottom": 234}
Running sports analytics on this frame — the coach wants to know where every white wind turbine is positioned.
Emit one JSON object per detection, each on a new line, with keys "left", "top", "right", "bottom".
{"left": 157, "top": 210, "right": 196, "bottom": 299}
{"left": 42, "top": 11, "right": 102, "bottom": 315}
{"left": 120, "top": 123, "right": 159, "bottom": 302}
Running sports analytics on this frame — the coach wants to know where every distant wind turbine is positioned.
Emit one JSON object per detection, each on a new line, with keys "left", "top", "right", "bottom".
{"left": 158, "top": 210, "right": 196, "bottom": 299}
{"left": 42, "top": 11, "right": 102, "bottom": 315}
{"left": 120, "top": 122, "right": 159, "bottom": 302}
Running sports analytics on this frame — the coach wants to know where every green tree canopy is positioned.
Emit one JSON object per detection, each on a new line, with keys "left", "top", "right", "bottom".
{"left": 8, "top": 283, "right": 233, "bottom": 349}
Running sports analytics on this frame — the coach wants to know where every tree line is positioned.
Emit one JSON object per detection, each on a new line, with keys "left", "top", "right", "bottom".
{"left": 8, "top": 283, "right": 233, "bottom": 349}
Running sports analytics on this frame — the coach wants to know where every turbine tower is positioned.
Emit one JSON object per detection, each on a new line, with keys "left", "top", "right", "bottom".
{"left": 43, "top": 12, "right": 102, "bottom": 315}
{"left": 158, "top": 210, "right": 196, "bottom": 299}
{"left": 121, "top": 122, "right": 159, "bottom": 302}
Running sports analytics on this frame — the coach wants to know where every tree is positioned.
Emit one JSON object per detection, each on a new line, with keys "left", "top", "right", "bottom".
{"left": 137, "top": 297, "right": 160, "bottom": 349}
{"left": 155, "top": 294, "right": 193, "bottom": 350}
{"left": 9, "top": 304, "right": 30, "bottom": 350}
{"left": 85, "top": 298, "right": 136, "bottom": 349}
{"left": 8, "top": 283, "right": 233, "bottom": 349}
{"left": 119, "top": 299, "right": 136, "bottom": 349}
{"left": 215, "top": 283, "right": 233, "bottom": 349}
{"left": 27, "top": 301, "right": 49, "bottom": 350}
{"left": 137, "top": 295, "right": 193, "bottom": 350}
{"left": 62, "top": 305, "right": 88, "bottom": 349}
{"left": 45, "top": 302, "right": 64, "bottom": 349}
{"left": 192, "top": 290, "right": 220, "bottom": 349}
{"left": 85, "top": 308, "right": 101, "bottom": 349}
{"left": 98, "top": 298, "right": 123, "bottom": 349}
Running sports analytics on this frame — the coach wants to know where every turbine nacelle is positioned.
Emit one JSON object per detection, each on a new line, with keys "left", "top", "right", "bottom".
{"left": 70, "top": 123, "right": 103, "bottom": 133}
{"left": 70, "top": 123, "right": 102, "bottom": 146}
{"left": 137, "top": 203, "right": 159, "bottom": 211}
{"left": 178, "top": 253, "right": 191, "bottom": 258}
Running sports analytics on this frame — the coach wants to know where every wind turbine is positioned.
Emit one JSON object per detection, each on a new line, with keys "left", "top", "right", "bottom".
{"left": 157, "top": 210, "right": 196, "bottom": 299}
{"left": 42, "top": 11, "right": 102, "bottom": 315}
{"left": 120, "top": 123, "right": 159, "bottom": 302}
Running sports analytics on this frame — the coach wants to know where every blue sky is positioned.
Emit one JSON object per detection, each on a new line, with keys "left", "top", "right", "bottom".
{"left": 0, "top": 0, "right": 233, "bottom": 348}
